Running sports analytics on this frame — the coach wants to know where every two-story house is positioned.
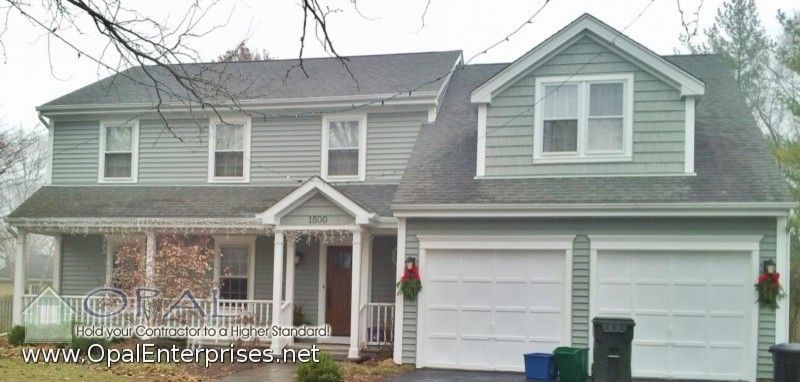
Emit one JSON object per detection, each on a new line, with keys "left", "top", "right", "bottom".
{"left": 7, "top": 14, "right": 793, "bottom": 381}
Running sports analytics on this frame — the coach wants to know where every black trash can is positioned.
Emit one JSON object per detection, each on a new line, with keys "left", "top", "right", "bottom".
{"left": 770, "top": 343, "right": 800, "bottom": 382}
{"left": 592, "top": 317, "right": 635, "bottom": 382}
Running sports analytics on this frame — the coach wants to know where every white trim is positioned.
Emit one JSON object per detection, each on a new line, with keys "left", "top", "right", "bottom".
{"left": 476, "top": 104, "right": 487, "bottom": 176}
{"left": 271, "top": 232, "right": 285, "bottom": 353}
{"left": 257, "top": 177, "right": 376, "bottom": 225}
{"left": 348, "top": 228, "right": 363, "bottom": 359}
{"left": 533, "top": 73, "right": 634, "bottom": 164}
{"left": 207, "top": 116, "right": 251, "bottom": 183}
{"left": 98, "top": 119, "right": 139, "bottom": 183}
{"left": 51, "top": 234, "right": 62, "bottom": 293}
{"left": 588, "top": 234, "right": 760, "bottom": 382}
{"left": 589, "top": 234, "right": 763, "bottom": 252}
{"left": 475, "top": 172, "right": 696, "bottom": 179}
{"left": 470, "top": 14, "right": 704, "bottom": 104}
{"left": 392, "top": 218, "right": 406, "bottom": 364}
{"left": 685, "top": 96, "right": 696, "bottom": 174}
{"left": 321, "top": 113, "right": 367, "bottom": 182}
{"left": 414, "top": 234, "right": 573, "bottom": 371}
{"left": 11, "top": 229, "right": 26, "bottom": 325}
{"left": 46, "top": 117, "right": 54, "bottom": 185}
{"left": 776, "top": 217, "right": 790, "bottom": 343}
{"left": 391, "top": 202, "right": 796, "bottom": 218}
{"left": 212, "top": 235, "right": 257, "bottom": 300}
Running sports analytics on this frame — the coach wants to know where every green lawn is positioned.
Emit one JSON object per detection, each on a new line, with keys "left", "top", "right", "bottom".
{"left": 0, "top": 357, "right": 129, "bottom": 381}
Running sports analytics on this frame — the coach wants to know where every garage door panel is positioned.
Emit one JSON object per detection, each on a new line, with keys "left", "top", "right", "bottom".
{"left": 595, "top": 250, "right": 753, "bottom": 381}
{"left": 421, "top": 248, "right": 569, "bottom": 371}
{"left": 526, "top": 283, "right": 565, "bottom": 309}
{"left": 426, "top": 251, "right": 460, "bottom": 276}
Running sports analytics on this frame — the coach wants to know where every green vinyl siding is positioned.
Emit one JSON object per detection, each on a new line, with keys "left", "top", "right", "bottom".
{"left": 281, "top": 193, "right": 355, "bottom": 226}
{"left": 401, "top": 217, "right": 776, "bottom": 379}
{"left": 49, "top": 110, "right": 426, "bottom": 185}
{"left": 51, "top": 121, "right": 99, "bottom": 185}
{"left": 59, "top": 234, "right": 105, "bottom": 295}
{"left": 370, "top": 235, "right": 398, "bottom": 303}
{"left": 485, "top": 35, "right": 686, "bottom": 177}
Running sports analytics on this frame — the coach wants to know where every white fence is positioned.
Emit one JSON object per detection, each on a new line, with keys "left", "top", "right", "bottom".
{"left": 365, "top": 302, "right": 394, "bottom": 346}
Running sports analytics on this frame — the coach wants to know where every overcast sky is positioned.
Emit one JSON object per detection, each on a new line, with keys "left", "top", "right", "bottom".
{"left": 0, "top": 0, "right": 796, "bottom": 131}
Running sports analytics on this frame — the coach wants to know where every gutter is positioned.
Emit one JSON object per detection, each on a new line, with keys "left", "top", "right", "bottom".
{"left": 391, "top": 202, "right": 797, "bottom": 218}
{"left": 36, "top": 91, "right": 440, "bottom": 117}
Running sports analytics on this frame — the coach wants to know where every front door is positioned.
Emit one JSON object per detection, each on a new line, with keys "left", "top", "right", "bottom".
{"left": 325, "top": 246, "right": 352, "bottom": 336}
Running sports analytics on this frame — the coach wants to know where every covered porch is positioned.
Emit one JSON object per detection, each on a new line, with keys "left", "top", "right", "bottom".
{"left": 10, "top": 177, "right": 400, "bottom": 359}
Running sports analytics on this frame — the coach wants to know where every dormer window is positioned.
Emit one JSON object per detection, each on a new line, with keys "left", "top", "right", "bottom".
{"left": 321, "top": 114, "right": 367, "bottom": 181}
{"left": 534, "top": 73, "right": 633, "bottom": 163}
{"left": 208, "top": 117, "right": 251, "bottom": 183}
{"left": 99, "top": 120, "right": 139, "bottom": 183}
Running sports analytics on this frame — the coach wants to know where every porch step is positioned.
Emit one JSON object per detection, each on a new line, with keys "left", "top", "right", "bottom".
{"left": 287, "top": 341, "right": 352, "bottom": 361}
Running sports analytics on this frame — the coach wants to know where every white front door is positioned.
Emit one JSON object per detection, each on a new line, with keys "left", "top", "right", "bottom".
{"left": 419, "top": 249, "right": 571, "bottom": 371}
{"left": 593, "top": 250, "right": 755, "bottom": 381}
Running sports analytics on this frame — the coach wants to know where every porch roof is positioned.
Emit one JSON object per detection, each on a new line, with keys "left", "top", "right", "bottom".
{"left": 6, "top": 184, "right": 396, "bottom": 221}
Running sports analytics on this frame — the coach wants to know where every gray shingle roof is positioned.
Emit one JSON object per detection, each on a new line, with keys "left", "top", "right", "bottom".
{"left": 393, "top": 55, "right": 793, "bottom": 206}
{"left": 41, "top": 51, "right": 462, "bottom": 107}
{"left": 8, "top": 184, "right": 397, "bottom": 219}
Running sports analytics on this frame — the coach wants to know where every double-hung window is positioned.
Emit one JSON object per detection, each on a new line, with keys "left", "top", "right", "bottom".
{"left": 322, "top": 114, "right": 366, "bottom": 181}
{"left": 534, "top": 74, "right": 633, "bottom": 163}
{"left": 209, "top": 118, "right": 251, "bottom": 182}
{"left": 99, "top": 120, "right": 138, "bottom": 182}
{"left": 214, "top": 236, "right": 255, "bottom": 301}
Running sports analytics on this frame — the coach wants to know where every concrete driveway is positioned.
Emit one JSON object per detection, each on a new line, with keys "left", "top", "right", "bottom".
{"left": 389, "top": 369, "right": 528, "bottom": 382}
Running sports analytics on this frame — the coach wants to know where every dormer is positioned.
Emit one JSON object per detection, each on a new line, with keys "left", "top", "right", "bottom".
{"left": 471, "top": 14, "right": 704, "bottom": 178}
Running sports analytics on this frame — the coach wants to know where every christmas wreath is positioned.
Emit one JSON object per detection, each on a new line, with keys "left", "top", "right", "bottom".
{"left": 755, "top": 272, "right": 785, "bottom": 310}
{"left": 397, "top": 264, "right": 422, "bottom": 300}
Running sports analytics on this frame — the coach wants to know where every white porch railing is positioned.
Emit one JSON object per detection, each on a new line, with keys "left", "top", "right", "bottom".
{"left": 21, "top": 294, "right": 273, "bottom": 342}
{"left": 365, "top": 302, "right": 394, "bottom": 346}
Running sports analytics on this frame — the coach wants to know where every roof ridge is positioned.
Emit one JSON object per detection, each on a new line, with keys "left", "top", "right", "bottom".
{"left": 149, "top": 50, "right": 464, "bottom": 67}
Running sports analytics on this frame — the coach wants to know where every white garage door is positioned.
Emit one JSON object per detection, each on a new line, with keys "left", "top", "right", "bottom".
{"left": 594, "top": 250, "right": 754, "bottom": 381}
{"left": 419, "top": 249, "right": 571, "bottom": 371}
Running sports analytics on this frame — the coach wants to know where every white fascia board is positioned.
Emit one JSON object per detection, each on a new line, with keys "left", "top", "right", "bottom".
{"left": 470, "top": 14, "right": 705, "bottom": 104}
{"left": 589, "top": 234, "right": 763, "bottom": 251}
{"left": 257, "top": 177, "right": 376, "bottom": 225}
{"left": 37, "top": 91, "right": 439, "bottom": 117}
{"left": 391, "top": 202, "right": 796, "bottom": 218}
{"left": 417, "top": 234, "right": 574, "bottom": 250}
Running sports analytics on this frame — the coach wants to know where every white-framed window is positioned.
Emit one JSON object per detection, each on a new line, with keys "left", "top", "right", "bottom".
{"left": 321, "top": 114, "right": 367, "bottom": 181}
{"left": 213, "top": 236, "right": 256, "bottom": 300}
{"left": 98, "top": 120, "right": 139, "bottom": 183}
{"left": 533, "top": 73, "right": 633, "bottom": 163}
{"left": 208, "top": 117, "right": 251, "bottom": 183}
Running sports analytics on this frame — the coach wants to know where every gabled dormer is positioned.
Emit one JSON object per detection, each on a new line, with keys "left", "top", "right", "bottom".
{"left": 471, "top": 14, "right": 705, "bottom": 178}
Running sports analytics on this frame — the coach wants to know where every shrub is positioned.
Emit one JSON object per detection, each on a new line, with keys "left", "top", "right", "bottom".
{"left": 70, "top": 336, "right": 109, "bottom": 358}
{"left": 8, "top": 326, "right": 25, "bottom": 346}
{"left": 296, "top": 352, "right": 343, "bottom": 382}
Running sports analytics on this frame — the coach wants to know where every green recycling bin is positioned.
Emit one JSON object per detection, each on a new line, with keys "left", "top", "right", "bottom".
{"left": 553, "top": 347, "right": 588, "bottom": 382}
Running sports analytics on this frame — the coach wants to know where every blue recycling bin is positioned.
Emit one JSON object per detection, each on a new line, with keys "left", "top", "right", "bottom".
{"left": 523, "top": 353, "right": 556, "bottom": 380}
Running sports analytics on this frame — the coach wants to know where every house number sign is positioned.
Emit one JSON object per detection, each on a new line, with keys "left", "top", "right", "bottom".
{"left": 308, "top": 215, "right": 328, "bottom": 224}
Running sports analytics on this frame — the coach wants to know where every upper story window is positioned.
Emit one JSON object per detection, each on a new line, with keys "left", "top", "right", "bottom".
{"left": 534, "top": 74, "right": 633, "bottom": 163}
{"left": 208, "top": 117, "right": 251, "bottom": 183}
{"left": 321, "top": 114, "right": 367, "bottom": 181}
{"left": 99, "top": 120, "right": 139, "bottom": 183}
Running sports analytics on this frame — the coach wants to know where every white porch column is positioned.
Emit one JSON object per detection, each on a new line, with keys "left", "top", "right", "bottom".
{"left": 271, "top": 231, "right": 285, "bottom": 353}
{"left": 51, "top": 234, "right": 62, "bottom": 292}
{"left": 776, "top": 217, "right": 790, "bottom": 343}
{"left": 145, "top": 232, "right": 156, "bottom": 288}
{"left": 348, "top": 228, "right": 363, "bottom": 359}
{"left": 358, "top": 233, "right": 372, "bottom": 346}
{"left": 284, "top": 236, "right": 296, "bottom": 345}
{"left": 12, "top": 229, "right": 28, "bottom": 325}
{"left": 393, "top": 219, "right": 406, "bottom": 364}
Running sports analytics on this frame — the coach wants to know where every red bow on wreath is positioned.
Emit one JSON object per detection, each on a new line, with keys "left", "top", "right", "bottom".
{"left": 755, "top": 272, "right": 785, "bottom": 310}
{"left": 397, "top": 265, "right": 422, "bottom": 300}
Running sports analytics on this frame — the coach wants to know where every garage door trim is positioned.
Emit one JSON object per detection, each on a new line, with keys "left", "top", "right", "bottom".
{"left": 588, "top": 235, "right": 762, "bottom": 382}
{"left": 416, "top": 235, "right": 575, "bottom": 370}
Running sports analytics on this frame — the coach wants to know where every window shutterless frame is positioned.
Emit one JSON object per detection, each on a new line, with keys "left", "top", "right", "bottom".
{"left": 207, "top": 116, "right": 251, "bottom": 183}
{"left": 533, "top": 73, "right": 634, "bottom": 164}
{"left": 212, "top": 235, "right": 256, "bottom": 301}
{"left": 98, "top": 120, "right": 139, "bottom": 183}
{"left": 320, "top": 113, "right": 367, "bottom": 182}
